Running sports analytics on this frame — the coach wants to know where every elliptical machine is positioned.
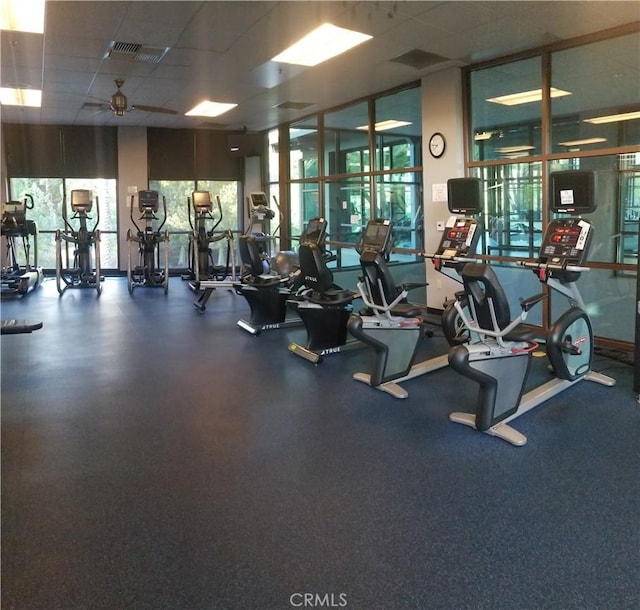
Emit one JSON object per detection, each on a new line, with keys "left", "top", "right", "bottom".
{"left": 183, "top": 190, "right": 237, "bottom": 312}
{"left": 448, "top": 170, "right": 616, "bottom": 446}
{"left": 126, "top": 190, "right": 170, "bottom": 293}
{"left": 1, "top": 194, "right": 43, "bottom": 296}
{"left": 347, "top": 178, "right": 482, "bottom": 399}
{"left": 55, "top": 189, "right": 102, "bottom": 295}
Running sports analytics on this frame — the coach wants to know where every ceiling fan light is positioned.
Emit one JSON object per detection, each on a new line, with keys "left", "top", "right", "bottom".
{"left": 111, "top": 91, "right": 127, "bottom": 115}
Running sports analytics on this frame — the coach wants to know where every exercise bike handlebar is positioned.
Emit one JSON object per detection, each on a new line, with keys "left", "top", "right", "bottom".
{"left": 518, "top": 260, "right": 590, "bottom": 273}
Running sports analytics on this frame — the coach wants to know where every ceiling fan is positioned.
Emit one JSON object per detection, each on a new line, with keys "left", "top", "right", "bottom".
{"left": 84, "top": 79, "right": 178, "bottom": 116}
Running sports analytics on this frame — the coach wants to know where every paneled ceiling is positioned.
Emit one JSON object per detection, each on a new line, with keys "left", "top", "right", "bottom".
{"left": 1, "top": 1, "right": 638, "bottom": 134}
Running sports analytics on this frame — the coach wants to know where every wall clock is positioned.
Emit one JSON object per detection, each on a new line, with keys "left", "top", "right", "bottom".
{"left": 429, "top": 132, "right": 446, "bottom": 158}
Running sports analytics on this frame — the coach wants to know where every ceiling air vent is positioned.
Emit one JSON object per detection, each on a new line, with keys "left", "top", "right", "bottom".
{"left": 389, "top": 49, "right": 449, "bottom": 70}
{"left": 273, "top": 101, "right": 314, "bottom": 111}
{"left": 105, "top": 41, "right": 170, "bottom": 64}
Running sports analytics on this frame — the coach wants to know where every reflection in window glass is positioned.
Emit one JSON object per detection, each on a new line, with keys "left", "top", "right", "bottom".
{"left": 324, "top": 102, "right": 369, "bottom": 176}
{"left": 471, "top": 163, "right": 543, "bottom": 259}
{"left": 325, "top": 178, "right": 370, "bottom": 267}
{"left": 551, "top": 33, "right": 640, "bottom": 154}
{"left": 375, "top": 175, "right": 423, "bottom": 254}
{"left": 549, "top": 155, "right": 640, "bottom": 266}
{"left": 470, "top": 57, "right": 542, "bottom": 162}
{"left": 289, "top": 182, "right": 319, "bottom": 241}
{"left": 374, "top": 87, "right": 422, "bottom": 171}
{"left": 290, "top": 119, "right": 318, "bottom": 180}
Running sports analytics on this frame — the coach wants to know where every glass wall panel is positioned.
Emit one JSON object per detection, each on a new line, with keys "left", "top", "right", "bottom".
{"left": 470, "top": 57, "right": 542, "bottom": 162}
{"left": 289, "top": 118, "right": 318, "bottom": 180}
{"left": 551, "top": 33, "right": 640, "bottom": 153}
{"left": 548, "top": 155, "right": 639, "bottom": 266}
{"left": 470, "top": 162, "right": 543, "bottom": 259}
{"left": 375, "top": 174, "right": 423, "bottom": 256}
{"left": 374, "top": 87, "right": 422, "bottom": 171}
{"left": 325, "top": 178, "right": 370, "bottom": 267}
{"left": 289, "top": 182, "right": 319, "bottom": 240}
{"left": 324, "top": 102, "right": 369, "bottom": 176}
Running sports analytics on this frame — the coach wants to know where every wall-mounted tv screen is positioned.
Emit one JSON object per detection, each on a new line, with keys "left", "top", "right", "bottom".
{"left": 550, "top": 170, "right": 596, "bottom": 214}
{"left": 447, "top": 177, "right": 481, "bottom": 215}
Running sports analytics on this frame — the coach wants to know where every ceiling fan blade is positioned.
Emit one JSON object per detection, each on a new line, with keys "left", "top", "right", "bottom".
{"left": 132, "top": 104, "right": 178, "bottom": 115}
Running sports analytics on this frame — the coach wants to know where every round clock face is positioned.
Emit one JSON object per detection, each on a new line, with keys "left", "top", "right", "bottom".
{"left": 429, "top": 132, "right": 446, "bottom": 158}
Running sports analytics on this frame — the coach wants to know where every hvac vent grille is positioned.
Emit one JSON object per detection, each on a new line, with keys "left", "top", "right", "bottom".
{"left": 389, "top": 49, "right": 449, "bottom": 70}
{"left": 105, "top": 41, "right": 170, "bottom": 64}
{"left": 273, "top": 101, "right": 314, "bottom": 111}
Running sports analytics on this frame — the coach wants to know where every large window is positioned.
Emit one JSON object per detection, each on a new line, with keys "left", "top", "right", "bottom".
{"left": 275, "top": 84, "right": 422, "bottom": 269}
{"left": 470, "top": 57, "right": 542, "bottom": 162}
{"left": 465, "top": 27, "right": 639, "bottom": 346}
{"left": 9, "top": 177, "right": 118, "bottom": 270}
{"left": 148, "top": 180, "right": 242, "bottom": 271}
{"left": 5, "top": 125, "right": 119, "bottom": 271}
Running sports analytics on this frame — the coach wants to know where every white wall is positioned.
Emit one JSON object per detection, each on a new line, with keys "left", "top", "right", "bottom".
{"left": 421, "top": 67, "right": 466, "bottom": 311}
{"left": 116, "top": 126, "right": 148, "bottom": 270}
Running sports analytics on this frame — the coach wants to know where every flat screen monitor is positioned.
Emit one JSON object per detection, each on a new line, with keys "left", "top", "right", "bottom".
{"left": 70, "top": 189, "right": 92, "bottom": 212}
{"left": 550, "top": 170, "right": 596, "bottom": 214}
{"left": 192, "top": 190, "right": 211, "bottom": 209}
{"left": 362, "top": 220, "right": 391, "bottom": 252}
{"left": 302, "top": 217, "right": 327, "bottom": 245}
{"left": 250, "top": 192, "right": 269, "bottom": 208}
{"left": 447, "top": 177, "right": 481, "bottom": 214}
{"left": 138, "top": 190, "right": 159, "bottom": 212}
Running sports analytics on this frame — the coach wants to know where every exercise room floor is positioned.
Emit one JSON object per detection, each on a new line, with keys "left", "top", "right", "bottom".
{"left": 2, "top": 277, "right": 639, "bottom": 610}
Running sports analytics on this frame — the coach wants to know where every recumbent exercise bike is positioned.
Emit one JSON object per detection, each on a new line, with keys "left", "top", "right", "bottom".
{"left": 448, "top": 170, "right": 615, "bottom": 446}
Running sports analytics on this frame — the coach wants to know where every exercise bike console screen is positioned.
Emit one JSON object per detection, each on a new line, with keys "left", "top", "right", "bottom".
{"left": 301, "top": 217, "right": 327, "bottom": 246}
{"left": 539, "top": 219, "right": 592, "bottom": 267}
{"left": 361, "top": 220, "right": 392, "bottom": 255}
{"left": 434, "top": 218, "right": 479, "bottom": 259}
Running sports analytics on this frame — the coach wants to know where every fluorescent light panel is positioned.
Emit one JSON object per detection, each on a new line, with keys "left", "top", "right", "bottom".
{"left": 558, "top": 137, "right": 606, "bottom": 147}
{"left": 0, "top": 87, "right": 41, "bottom": 107}
{"left": 185, "top": 101, "right": 237, "bottom": 117}
{"left": 1, "top": 0, "right": 45, "bottom": 33}
{"left": 272, "top": 23, "right": 372, "bottom": 67}
{"left": 487, "top": 87, "right": 571, "bottom": 106}
{"left": 494, "top": 145, "right": 535, "bottom": 153}
{"left": 584, "top": 111, "right": 640, "bottom": 124}
{"left": 357, "top": 120, "right": 412, "bottom": 132}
